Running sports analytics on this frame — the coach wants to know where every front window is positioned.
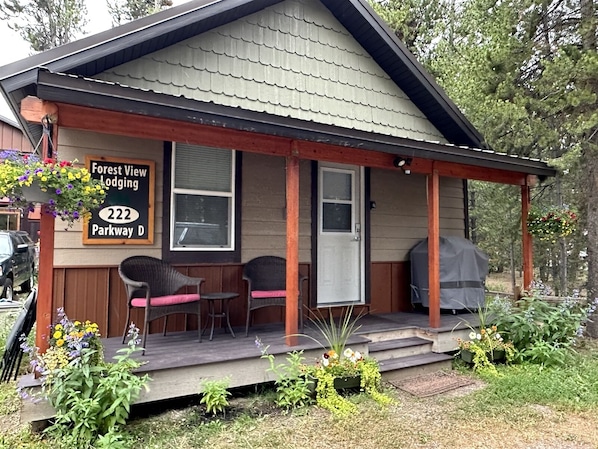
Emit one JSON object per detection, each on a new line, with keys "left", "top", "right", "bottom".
{"left": 170, "top": 143, "right": 235, "bottom": 251}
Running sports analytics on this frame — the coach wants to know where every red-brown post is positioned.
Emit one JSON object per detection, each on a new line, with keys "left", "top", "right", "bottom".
{"left": 35, "top": 117, "right": 58, "bottom": 353}
{"left": 285, "top": 151, "right": 300, "bottom": 346}
{"left": 521, "top": 184, "right": 533, "bottom": 290}
{"left": 427, "top": 168, "right": 440, "bottom": 328}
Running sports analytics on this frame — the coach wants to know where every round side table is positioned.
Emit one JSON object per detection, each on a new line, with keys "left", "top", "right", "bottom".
{"left": 202, "top": 292, "right": 239, "bottom": 341}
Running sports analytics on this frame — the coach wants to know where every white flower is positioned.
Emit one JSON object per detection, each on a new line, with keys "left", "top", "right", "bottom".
{"left": 344, "top": 348, "right": 354, "bottom": 359}
{"left": 469, "top": 331, "right": 477, "bottom": 340}
{"left": 353, "top": 351, "right": 362, "bottom": 361}
{"left": 322, "top": 357, "right": 329, "bottom": 367}
{"left": 476, "top": 334, "right": 481, "bottom": 340}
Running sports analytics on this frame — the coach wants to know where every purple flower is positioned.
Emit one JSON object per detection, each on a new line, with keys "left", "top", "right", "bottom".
{"left": 55, "top": 188, "right": 62, "bottom": 195}
{"left": 66, "top": 183, "right": 73, "bottom": 190}
{"left": 73, "top": 211, "right": 79, "bottom": 219}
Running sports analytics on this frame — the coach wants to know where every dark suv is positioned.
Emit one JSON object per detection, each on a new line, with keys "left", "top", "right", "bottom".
{"left": 0, "top": 230, "right": 36, "bottom": 301}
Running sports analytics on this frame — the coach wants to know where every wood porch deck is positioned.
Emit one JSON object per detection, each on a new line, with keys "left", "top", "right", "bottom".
{"left": 20, "top": 311, "right": 478, "bottom": 423}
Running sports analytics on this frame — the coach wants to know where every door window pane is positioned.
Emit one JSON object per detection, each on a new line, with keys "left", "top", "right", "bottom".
{"left": 323, "top": 203, "right": 352, "bottom": 232}
{"left": 323, "top": 171, "right": 351, "bottom": 200}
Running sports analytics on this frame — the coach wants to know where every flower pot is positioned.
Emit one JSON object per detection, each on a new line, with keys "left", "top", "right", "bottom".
{"left": 21, "top": 182, "right": 51, "bottom": 204}
{"left": 333, "top": 375, "right": 361, "bottom": 390}
{"left": 460, "top": 349, "right": 506, "bottom": 364}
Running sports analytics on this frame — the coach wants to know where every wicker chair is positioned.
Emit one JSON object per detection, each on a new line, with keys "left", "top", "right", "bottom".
{"left": 243, "top": 256, "right": 307, "bottom": 337}
{"left": 118, "top": 256, "right": 204, "bottom": 353}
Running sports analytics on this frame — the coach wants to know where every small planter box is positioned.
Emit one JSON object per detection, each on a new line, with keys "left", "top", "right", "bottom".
{"left": 460, "top": 349, "right": 505, "bottom": 364}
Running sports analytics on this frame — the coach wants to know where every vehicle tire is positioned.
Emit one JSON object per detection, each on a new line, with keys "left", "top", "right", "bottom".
{"left": 21, "top": 267, "right": 35, "bottom": 293}
{"left": 2, "top": 278, "right": 13, "bottom": 302}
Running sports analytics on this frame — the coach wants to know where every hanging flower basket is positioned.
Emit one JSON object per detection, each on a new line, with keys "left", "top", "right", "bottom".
{"left": 527, "top": 206, "right": 577, "bottom": 241}
{"left": 0, "top": 150, "right": 107, "bottom": 227}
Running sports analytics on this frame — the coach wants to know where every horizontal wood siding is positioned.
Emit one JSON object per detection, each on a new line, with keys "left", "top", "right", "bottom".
{"left": 241, "top": 153, "right": 312, "bottom": 263}
{"left": 370, "top": 170, "right": 465, "bottom": 262}
{"left": 53, "top": 129, "right": 163, "bottom": 266}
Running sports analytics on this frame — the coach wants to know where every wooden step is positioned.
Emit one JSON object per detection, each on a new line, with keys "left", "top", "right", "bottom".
{"left": 368, "top": 337, "right": 433, "bottom": 361}
{"left": 378, "top": 353, "right": 454, "bottom": 383}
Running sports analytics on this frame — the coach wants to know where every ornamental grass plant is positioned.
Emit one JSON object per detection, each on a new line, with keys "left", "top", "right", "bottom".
{"left": 0, "top": 150, "right": 107, "bottom": 227}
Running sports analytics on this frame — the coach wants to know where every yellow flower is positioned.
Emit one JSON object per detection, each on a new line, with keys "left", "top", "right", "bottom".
{"left": 56, "top": 339, "right": 65, "bottom": 347}
{"left": 74, "top": 320, "right": 81, "bottom": 326}
{"left": 53, "top": 330, "right": 62, "bottom": 339}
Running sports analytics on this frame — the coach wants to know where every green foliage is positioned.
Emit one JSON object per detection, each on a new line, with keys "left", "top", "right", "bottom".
{"left": 0, "top": 0, "right": 87, "bottom": 51}
{"left": 199, "top": 377, "right": 231, "bottom": 416}
{"left": 259, "top": 347, "right": 313, "bottom": 410}
{"left": 456, "top": 307, "right": 515, "bottom": 374}
{"left": 304, "top": 305, "right": 366, "bottom": 355}
{"left": 488, "top": 288, "right": 596, "bottom": 365}
{"left": 465, "top": 353, "right": 598, "bottom": 413}
{"left": 106, "top": 0, "right": 173, "bottom": 26}
{"left": 34, "top": 322, "right": 150, "bottom": 449}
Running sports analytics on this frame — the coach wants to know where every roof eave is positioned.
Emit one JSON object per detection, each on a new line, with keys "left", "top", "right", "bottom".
{"left": 34, "top": 70, "right": 556, "bottom": 178}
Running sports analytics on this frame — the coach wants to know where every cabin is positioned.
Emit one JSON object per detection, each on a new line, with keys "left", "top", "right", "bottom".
{"left": 0, "top": 0, "right": 555, "bottom": 421}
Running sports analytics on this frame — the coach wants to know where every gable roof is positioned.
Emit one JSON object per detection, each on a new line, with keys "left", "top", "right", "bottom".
{"left": 0, "top": 0, "right": 555, "bottom": 177}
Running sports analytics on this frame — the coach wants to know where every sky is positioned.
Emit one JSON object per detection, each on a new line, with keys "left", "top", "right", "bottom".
{"left": 0, "top": 0, "right": 192, "bottom": 121}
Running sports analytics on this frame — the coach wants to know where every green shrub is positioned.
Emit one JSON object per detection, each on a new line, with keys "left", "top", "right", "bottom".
{"left": 489, "top": 287, "right": 597, "bottom": 365}
{"left": 199, "top": 377, "right": 231, "bottom": 416}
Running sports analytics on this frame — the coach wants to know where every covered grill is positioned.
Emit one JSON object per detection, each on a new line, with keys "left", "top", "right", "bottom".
{"left": 410, "top": 236, "right": 489, "bottom": 311}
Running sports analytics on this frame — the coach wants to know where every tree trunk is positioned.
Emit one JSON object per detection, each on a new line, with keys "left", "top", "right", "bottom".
{"left": 580, "top": 0, "right": 598, "bottom": 337}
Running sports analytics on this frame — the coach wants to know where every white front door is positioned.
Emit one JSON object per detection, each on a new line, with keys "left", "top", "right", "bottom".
{"left": 317, "top": 163, "right": 364, "bottom": 305}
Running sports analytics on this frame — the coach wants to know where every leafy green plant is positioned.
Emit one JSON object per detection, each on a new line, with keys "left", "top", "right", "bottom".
{"left": 488, "top": 286, "right": 597, "bottom": 365}
{"left": 255, "top": 338, "right": 313, "bottom": 410}
{"left": 527, "top": 205, "right": 577, "bottom": 242}
{"left": 23, "top": 311, "right": 149, "bottom": 449}
{"left": 302, "top": 305, "right": 366, "bottom": 355}
{"left": 303, "top": 348, "right": 392, "bottom": 416}
{"left": 454, "top": 306, "right": 514, "bottom": 374}
{"left": 199, "top": 377, "right": 231, "bottom": 416}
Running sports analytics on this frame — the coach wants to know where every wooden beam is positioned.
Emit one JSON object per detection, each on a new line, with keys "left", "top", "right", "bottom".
{"left": 44, "top": 101, "right": 532, "bottom": 185}
{"left": 427, "top": 168, "right": 440, "bottom": 328}
{"left": 20, "top": 96, "right": 58, "bottom": 124}
{"left": 521, "top": 184, "right": 533, "bottom": 290}
{"left": 285, "top": 149, "right": 300, "bottom": 346}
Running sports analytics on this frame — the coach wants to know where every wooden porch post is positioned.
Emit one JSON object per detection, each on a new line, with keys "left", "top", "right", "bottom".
{"left": 36, "top": 116, "right": 58, "bottom": 353}
{"left": 285, "top": 151, "right": 300, "bottom": 346}
{"left": 521, "top": 183, "right": 533, "bottom": 290}
{"left": 427, "top": 168, "right": 441, "bottom": 328}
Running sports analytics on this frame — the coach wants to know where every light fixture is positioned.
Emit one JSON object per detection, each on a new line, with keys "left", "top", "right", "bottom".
{"left": 393, "top": 157, "right": 412, "bottom": 174}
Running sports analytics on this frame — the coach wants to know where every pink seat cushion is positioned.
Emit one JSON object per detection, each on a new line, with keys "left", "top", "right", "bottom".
{"left": 251, "top": 290, "right": 286, "bottom": 298}
{"left": 131, "top": 293, "right": 200, "bottom": 307}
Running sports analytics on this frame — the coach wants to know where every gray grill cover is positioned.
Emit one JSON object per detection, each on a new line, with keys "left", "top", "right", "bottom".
{"left": 410, "top": 236, "right": 489, "bottom": 310}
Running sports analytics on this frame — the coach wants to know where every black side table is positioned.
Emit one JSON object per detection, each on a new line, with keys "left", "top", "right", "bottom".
{"left": 202, "top": 292, "right": 239, "bottom": 341}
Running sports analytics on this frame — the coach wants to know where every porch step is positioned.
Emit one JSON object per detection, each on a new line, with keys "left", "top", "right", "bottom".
{"left": 368, "top": 337, "right": 433, "bottom": 361}
{"left": 378, "top": 353, "right": 454, "bottom": 383}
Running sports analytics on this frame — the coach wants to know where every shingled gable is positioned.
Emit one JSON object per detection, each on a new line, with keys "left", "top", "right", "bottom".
{"left": 0, "top": 0, "right": 555, "bottom": 177}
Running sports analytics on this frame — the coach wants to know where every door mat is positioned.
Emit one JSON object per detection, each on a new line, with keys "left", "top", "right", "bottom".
{"left": 390, "top": 372, "right": 474, "bottom": 398}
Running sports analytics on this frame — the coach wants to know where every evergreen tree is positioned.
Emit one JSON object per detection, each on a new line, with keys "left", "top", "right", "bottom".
{"left": 107, "top": 0, "right": 173, "bottom": 26}
{"left": 0, "top": 0, "right": 87, "bottom": 52}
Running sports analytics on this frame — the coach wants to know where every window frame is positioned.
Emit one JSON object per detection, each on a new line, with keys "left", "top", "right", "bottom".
{"left": 161, "top": 142, "right": 242, "bottom": 264}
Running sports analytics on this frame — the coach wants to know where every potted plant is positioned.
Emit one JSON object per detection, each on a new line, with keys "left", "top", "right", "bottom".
{"left": 0, "top": 150, "right": 107, "bottom": 227}
{"left": 299, "top": 306, "right": 393, "bottom": 416}
{"left": 456, "top": 313, "right": 514, "bottom": 372}
{"left": 527, "top": 205, "right": 577, "bottom": 242}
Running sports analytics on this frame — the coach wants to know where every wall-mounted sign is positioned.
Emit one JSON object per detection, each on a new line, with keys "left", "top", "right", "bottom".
{"left": 83, "top": 156, "right": 155, "bottom": 245}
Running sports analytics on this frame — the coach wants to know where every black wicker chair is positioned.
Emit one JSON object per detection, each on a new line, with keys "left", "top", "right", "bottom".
{"left": 243, "top": 256, "right": 307, "bottom": 337}
{"left": 118, "top": 256, "right": 204, "bottom": 353}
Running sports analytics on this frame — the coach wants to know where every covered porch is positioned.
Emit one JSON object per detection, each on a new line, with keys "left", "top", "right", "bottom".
{"left": 20, "top": 310, "right": 477, "bottom": 423}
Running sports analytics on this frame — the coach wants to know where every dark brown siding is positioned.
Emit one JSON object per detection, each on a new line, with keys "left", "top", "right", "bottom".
{"left": 53, "top": 262, "right": 312, "bottom": 338}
